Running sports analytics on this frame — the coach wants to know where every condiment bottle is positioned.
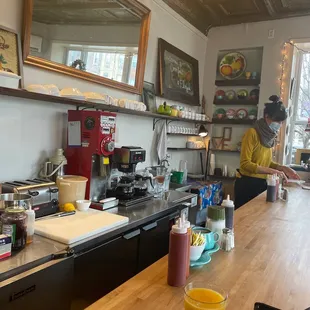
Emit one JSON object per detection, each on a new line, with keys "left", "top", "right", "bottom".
{"left": 1, "top": 207, "right": 27, "bottom": 251}
{"left": 167, "top": 219, "right": 188, "bottom": 287}
{"left": 181, "top": 214, "right": 191, "bottom": 278}
{"left": 221, "top": 195, "right": 234, "bottom": 230}
{"left": 275, "top": 176, "right": 280, "bottom": 199}
{"left": 25, "top": 207, "right": 35, "bottom": 244}
{"left": 206, "top": 205, "right": 226, "bottom": 236}
{"left": 266, "top": 175, "right": 277, "bottom": 202}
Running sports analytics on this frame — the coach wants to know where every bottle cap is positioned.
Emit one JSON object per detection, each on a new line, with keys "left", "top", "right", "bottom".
{"left": 221, "top": 195, "right": 234, "bottom": 207}
{"left": 172, "top": 219, "right": 187, "bottom": 234}
{"left": 181, "top": 213, "right": 190, "bottom": 229}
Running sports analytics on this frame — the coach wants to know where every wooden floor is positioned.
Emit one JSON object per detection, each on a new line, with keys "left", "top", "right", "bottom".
{"left": 88, "top": 185, "right": 310, "bottom": 310}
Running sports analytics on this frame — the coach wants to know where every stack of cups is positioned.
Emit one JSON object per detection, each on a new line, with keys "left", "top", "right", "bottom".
{"left": 209, "top": 154, "right": 216, "bottom": 175}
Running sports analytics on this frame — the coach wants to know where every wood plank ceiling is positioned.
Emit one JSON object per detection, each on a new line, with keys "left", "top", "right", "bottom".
{"left": 163, "top": 0, "right": 310, "bottom": 35}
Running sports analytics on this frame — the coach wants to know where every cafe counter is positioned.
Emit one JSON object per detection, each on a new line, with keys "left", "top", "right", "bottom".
{"left": 87, "top": 185, "right": 310, "bottom": 310}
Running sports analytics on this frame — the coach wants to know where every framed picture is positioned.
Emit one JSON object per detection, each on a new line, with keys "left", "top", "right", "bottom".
{"left": 158, "top": 38, "right": 199, "bottom": 106}
{"left": 142, "top": 81, "right": 157, "bottom": 112}
{"left": 0, "top": 25, "right": 23, "bottom": 87}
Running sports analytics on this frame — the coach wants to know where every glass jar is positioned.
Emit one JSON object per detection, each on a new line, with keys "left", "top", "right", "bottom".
{"left": 1, "top": 208, "right": 27, "bottom": 251}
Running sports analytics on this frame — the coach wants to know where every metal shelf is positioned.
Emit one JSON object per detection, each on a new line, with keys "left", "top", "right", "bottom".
{"left": 212, "top": 118, "right": 255, "bottom": 125}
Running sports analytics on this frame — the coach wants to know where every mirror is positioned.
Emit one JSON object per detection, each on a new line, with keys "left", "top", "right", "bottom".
{"left": 23, "top": 0, "right": 151, "bottom": 94}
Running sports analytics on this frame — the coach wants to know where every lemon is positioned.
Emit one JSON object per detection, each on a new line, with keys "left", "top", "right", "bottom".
{"left": 60, "top": 203, "right": 75, "bottom": 212}
{"left": 231, "top": 61, "right": 241, "bottom": 71}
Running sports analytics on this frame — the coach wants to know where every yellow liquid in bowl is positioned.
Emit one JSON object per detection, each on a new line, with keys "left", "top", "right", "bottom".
{"left": 184, "top": 288, "right": 226, "bottom": 310}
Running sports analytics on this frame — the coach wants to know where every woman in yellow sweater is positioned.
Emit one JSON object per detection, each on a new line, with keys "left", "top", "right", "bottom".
{"left": 234, "top": 95, "right": 300, "bottom": 209}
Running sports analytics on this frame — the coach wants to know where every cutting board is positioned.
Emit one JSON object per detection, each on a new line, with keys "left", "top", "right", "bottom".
{"left": 34, "top": 209, "right": 129, "bottom": 245}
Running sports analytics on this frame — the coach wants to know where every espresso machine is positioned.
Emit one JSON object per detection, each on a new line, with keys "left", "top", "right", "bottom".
{"left": 66, "top": 110, "right": 116, "bottom": 203}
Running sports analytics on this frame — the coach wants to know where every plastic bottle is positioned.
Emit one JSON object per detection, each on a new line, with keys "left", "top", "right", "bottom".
{"left": 267, "top": 175, "right": 277, "bottom": 202}
{"left": 275, "top": 176, "right": 280, "bottom": 200}
{"left": 221, "top": 195, "right": 234, "bottom": 230}
{"left": 167, "top": 219, "right": 188, "bottom": 287}
{"left": 25, "top": 207, "right": 35, "bottom": 244}
{"left": 179, "top": 160, "right": 188, "bottom": 184}
{"left": 181, "top": 214, "right": 191, "bottom": 278}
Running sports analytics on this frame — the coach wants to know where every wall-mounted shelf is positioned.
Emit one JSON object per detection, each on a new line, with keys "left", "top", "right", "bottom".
{"left": 215, "top": 79, "right": 260, "bottom": 87}
{"left": 213, "top": 99, "right": 259, "bottom": 105}
{"left": 212, "top": 118, "right": 255, "bottom": 125}
{"left": 210, "top": 149, "right": 240, "bottom": 153}
{"left": 0, "top": 86, "right": 211, "bottom": 126}
{"left": 167, "top": 133, "right": 199, "bottom": 136}
{"left": 167, "top": 148, "right": 205, "bottom": 151}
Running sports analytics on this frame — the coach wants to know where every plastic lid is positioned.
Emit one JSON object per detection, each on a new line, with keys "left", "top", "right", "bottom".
{"left": 207, "top": 205, "right": 225, "bottom": 221}
{"left": 172, "top": 219, "right": 187, "bottom": 234}
{"left": 57, "top": 175, "right": 88, "bottom": 182}
{"left": 222, "top": 195, "right": 234, "bottom": 207}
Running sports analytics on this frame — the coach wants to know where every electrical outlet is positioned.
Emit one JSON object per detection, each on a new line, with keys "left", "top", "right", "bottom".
{"left": 268, "top": 29, "right": 275, "bottom": 39}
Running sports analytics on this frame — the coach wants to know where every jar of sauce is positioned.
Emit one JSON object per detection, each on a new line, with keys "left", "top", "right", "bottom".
{"left": 1, "top": 208, "right": 27, "bottom": 251}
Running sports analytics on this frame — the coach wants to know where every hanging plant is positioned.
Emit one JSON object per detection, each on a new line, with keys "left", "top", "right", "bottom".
{"left": 71, "top": 59, "right": 86, "bottom": 71}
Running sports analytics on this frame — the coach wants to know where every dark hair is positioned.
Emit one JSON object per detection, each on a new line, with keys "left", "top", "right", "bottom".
{"left": 264, "top": 95, "right": 288, "bottom": 121}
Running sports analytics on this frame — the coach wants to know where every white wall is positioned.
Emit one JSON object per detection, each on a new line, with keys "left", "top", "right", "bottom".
{"left": 204, "top": 16, "right": 310, "bottom": 172}
{"left": 0, "top": 0, "right": 208, "bottom": 181}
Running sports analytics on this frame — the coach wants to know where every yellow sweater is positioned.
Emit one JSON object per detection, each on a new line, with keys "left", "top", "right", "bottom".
{"left": 239, "top": 128, "right": 278, "bottom": 179}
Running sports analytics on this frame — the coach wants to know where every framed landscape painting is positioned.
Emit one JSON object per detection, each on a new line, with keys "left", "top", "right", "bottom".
{"left": 158, "top": 38, "right": 200, "bottom": 106}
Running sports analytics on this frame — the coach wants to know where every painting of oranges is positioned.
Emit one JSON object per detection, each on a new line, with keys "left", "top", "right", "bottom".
{"left": 219, "top": 52, "right": 246, "bottom": 80}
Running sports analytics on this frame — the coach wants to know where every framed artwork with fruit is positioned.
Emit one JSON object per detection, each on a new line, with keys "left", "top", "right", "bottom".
{"left": 219, "top": 52, "right": 246, "bottom": 80}
{"left": 158, "top": 38, "right": 200, "bottom": 106}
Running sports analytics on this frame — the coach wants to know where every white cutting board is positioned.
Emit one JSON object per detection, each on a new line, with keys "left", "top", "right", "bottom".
{"left": 34, "top": 209, "right": 129, "bottom": 245}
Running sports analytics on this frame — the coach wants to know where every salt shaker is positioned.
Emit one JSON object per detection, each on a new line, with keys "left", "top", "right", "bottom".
{"left": 220, "top": 228, "right": 233, "bottom": 252}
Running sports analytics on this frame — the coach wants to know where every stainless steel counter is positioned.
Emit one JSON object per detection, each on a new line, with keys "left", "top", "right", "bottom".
{"left": 0, "top": 190, "right": 196, "bottom": 282}
{"left": 0, "top": 234, "right": 66, "bottom": 282}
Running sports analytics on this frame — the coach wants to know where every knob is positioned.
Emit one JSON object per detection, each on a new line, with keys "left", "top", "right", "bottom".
{"left": 105, "top": 141, "right": 115, "bottom": 153}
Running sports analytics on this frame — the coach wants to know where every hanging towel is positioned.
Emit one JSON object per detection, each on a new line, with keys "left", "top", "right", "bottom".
{"left": 156, "top": 120, "right": 167, "bottom": 161}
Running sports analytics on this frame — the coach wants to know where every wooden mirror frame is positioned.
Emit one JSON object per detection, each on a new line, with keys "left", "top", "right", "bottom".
{"left": 22, "top": 0, "right": 151, "bottom": 94}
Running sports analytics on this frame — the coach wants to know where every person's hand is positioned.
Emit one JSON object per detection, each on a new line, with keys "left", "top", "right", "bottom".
{"left": 280, "top": 166, "right": 300, "bottom": 180}
{"left": 267, "top": 168, "right": 288, "bottom": 182}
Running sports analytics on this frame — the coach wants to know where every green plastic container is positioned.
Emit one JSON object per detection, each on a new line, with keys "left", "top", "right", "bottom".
{"left": 171, "top": 171, "right": 184, "bottom": 184}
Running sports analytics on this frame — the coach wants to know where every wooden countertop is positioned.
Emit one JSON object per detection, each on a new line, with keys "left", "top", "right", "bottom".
{"left": 88, "top": 186, "right": 310, "bottom": 310}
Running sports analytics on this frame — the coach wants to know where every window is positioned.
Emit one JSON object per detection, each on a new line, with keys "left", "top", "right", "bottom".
{"left": 289, "top": 51, "right": 310, "bottom": 163}
{"left": 65, "top": 47, "right": 137, "bottom": 85}
{"left": 66, "top": 50, "right": 82, "bottom": 66}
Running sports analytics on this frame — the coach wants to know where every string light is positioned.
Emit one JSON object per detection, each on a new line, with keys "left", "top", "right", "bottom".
{"left": 278, "top": 40, "right": 308, "bottom": 101}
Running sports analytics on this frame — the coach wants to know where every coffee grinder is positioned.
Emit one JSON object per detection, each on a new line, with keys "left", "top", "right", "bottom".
{"left": 66, "top": 110, "right": 116, "bottom": 202}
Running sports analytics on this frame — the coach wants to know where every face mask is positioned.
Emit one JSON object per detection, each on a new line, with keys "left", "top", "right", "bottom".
{"left": 269, "top": 122, "right": 281, "bottom": 133}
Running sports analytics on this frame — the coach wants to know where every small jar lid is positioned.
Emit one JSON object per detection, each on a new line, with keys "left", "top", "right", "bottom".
{"left": 222, "top": 228, "right": 231, "bottom": 234}
{"left": 207, "top": 205, "right": 225, "bottom": 221}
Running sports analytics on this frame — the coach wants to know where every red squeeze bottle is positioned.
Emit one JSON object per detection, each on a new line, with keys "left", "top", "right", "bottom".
{"left": 167, "top": 219, "right": 188, "bottom": 287}
{"left": 182, "top": 214, "right": 191, "bottom": 278}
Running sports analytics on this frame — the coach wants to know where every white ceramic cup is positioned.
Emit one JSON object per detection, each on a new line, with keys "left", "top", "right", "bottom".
{"left": 76, "top": 200, "right": 91, "bottom": 211}
{"left": 190, "top": 243, "right": 205, "bottom": 261}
